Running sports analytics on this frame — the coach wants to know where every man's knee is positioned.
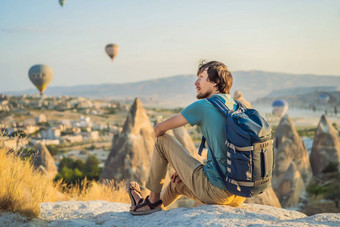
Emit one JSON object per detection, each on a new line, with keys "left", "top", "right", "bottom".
{"left": 155, "top": 133, "right": 174, "bottom": 149}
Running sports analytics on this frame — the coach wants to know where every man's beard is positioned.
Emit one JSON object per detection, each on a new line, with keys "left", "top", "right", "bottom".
{"left": 196, "top": 90, "right": 212, "bottom": 99}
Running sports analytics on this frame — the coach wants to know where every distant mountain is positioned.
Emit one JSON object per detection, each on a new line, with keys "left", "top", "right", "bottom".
{"left": 6, "top": 71, "right": 340, "bottom": 107}
{"left": 254, "top": 86, "right": 340, "bottom": 110}
{"left": 264, "top": 86, "right": 340, "bottom": 98}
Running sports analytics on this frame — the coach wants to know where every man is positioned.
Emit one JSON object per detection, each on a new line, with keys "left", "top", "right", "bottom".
{"left": 129, "top": 61, "right": 246, "bottom": 215}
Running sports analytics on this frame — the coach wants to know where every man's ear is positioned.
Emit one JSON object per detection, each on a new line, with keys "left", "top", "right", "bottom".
{"left": 213, "top": 84, "right": 219, "bottom": 91}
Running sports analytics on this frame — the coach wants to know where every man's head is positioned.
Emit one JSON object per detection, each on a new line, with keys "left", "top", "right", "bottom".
{"left": 195, "top": 61, "right": 233, "bottom": 99}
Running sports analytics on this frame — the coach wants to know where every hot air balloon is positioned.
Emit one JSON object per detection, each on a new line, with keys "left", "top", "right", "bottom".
{"left": 272, "top": 99, "right": 288, "bottom": 118}
{"left": 105, "top": 44, "right": 119, "bottom": 61}
{"left": 59, "top": 0, "right": 65, "bottom": 7}
{"left": 28, "top": 64, "right": 53, "bottom": 95}
{"left": 318, "top": 93, "right": 330, "bottom": 105}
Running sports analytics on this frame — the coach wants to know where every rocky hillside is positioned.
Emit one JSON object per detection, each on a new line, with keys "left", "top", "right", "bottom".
{"left": 254, "top": 86, "right": 340, "bottom": 111}
{"left": 7, "top": 71, "right": 340, "bottom": 107}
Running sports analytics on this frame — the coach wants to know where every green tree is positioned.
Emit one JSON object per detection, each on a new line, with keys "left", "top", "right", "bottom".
{"left": 55, "top": 156, "right": 101, "bottom": 184}
{"left": 306, "top": 183, "right": 326, "bottom": 199}
{"left": 84, "top": 155, "right": 101, "bottom": 181}
{"left": 58, "top": 157, "right": 76, "bottom": 171}
{"left": 55, "top": 167, "right": 84, "bottom": 184}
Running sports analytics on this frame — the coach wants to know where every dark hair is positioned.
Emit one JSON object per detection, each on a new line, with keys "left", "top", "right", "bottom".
{"left": 197, "top": 60, "right": 233, "bottom": 94}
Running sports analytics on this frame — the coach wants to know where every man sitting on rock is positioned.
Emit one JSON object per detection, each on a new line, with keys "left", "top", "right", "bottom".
{"left": 129, "top": 60, "right": 246, "bottom": 215}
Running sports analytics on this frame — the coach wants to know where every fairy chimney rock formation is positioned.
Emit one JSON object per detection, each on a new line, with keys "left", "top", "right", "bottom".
{"left": 100, "top": 98, "right": 155, "bottom": 184}
{"left": 233, "top": 90, "right": 252, "bottom": 108}
{"left": 272, "top": 115, "right": 311, "bottom": 207}
{"left": 33, "top": 143, "right": 58, "bottom": 179}
{"left": 310, "top": 114, "right": 340, "bottom": 177}
{"left": 273, "top": 162, "right": 305, "bottom": 208}
{"left": 273, "top": 115, "right": 312, "bottom": 184}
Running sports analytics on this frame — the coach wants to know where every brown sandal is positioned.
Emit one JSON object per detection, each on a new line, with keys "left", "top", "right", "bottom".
{"left": 130, "top": 196, "right": 163, "bottom": 215}
{"left": 128, "top": 181, "right": 143, "bottom": 209}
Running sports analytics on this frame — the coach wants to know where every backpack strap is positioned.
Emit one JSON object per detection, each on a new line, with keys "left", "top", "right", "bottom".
{"left": 198, "top": 96, "right": 236, "bottom": 156}
{"left": 200, "top": 96, "right": 250, "bottom": 191}
{"left": 207, "top": 96, "right": 233, "bottom": 117}
{"left": 198, "top": 136, "right": 206, "bottom": 156}
{"left": 206, "top": 142, "right": 233, "bottom": 189}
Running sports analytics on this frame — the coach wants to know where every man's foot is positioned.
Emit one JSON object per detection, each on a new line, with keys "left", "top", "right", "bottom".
{"left": 128, "top": 181, "right": 144, "bottom": 211}
{"left": 130, "top": 195, "right": 163, "bottom": 215}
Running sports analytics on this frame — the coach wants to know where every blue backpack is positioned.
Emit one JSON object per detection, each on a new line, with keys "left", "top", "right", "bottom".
{"left": 198, "top": 97, "right": 274, "bottom": 197}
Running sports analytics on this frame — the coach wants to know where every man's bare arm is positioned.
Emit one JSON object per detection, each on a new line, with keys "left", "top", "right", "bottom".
{"left": 154, "top": 113, "right": 188, "bottom": 137}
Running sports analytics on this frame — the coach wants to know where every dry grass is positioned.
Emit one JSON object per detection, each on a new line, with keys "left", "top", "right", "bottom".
{"left": 0, "top": 146, "right": 62, "bottom": 218}
{"left": 62, "top": 178, "right": 130, "bottom": 203}
{"left": 0, "top": 144, "right": 130, "bottom": 218}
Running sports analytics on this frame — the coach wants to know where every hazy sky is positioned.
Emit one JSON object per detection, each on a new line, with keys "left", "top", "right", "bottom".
{"left": 1, "top": 0, "right": 340, "bottom": 92}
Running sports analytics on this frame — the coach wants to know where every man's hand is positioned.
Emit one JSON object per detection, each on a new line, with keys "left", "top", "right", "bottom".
{"left": 171, "top": 172, "right": 182, "bottom": 183}
{"left": 154, "top": 113, "right": 188, "bottom": 137}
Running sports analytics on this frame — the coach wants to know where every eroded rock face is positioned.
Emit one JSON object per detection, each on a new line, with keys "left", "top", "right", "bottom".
{"left": 245, "top": 187, "right": 281, "bottom": 208}
{"left": 272, "top": 162, "right": 305, "bottom": 208}
{"left": 272, "top": 115, "right": 311, "bottom": 207}
{"left": 310, "top": 114, "right": 340, "bottom": 177}
{"left": 100, "top": 98, "right": 155, "bottom": 184}
{"left": 33, "top": 144, "right": 58, "bottom": 179}
{"left": 273, "top": 115, "right": 313, "bottom": 184}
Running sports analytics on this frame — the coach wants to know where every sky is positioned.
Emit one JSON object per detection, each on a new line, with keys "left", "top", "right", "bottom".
{"left": 1, "top": 0, "right": 340, "bottom": 92}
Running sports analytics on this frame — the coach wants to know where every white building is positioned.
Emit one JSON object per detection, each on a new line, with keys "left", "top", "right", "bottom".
{"left": 35, "top": 114, "right": 47, "bottom": 123}
{"left": 40, "top": 127, "right": 61, "bottom": 140}
{"left": 82, "top": 131, "right": 99, "bottom": 141}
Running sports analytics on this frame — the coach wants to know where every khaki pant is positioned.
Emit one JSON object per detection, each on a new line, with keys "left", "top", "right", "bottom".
{"left": 145, "top": 134, "right": 245, "bottom": 207}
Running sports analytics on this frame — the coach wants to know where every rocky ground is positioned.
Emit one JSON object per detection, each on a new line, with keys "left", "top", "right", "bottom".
{"left": 1, "top": 201, "right": 340, "bottom": 227}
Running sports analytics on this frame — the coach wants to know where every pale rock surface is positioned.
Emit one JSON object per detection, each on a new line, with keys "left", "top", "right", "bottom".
{"left": 310, "top": 114, "right": 340, "bottom": 176}
{"left": 2, "top": 201, "right": 340, "bottom": 226}
{"left": 100, "top": 98, "right": 155, "bottom": 184}
{"left": 33, "top": 143, "right": 58, "bottom": 179}
{"left": 245, "top": 187, "right": 282, "bottom": 208}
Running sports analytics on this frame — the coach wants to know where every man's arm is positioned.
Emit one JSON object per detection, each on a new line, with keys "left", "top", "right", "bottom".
{"left": 154, "top": 113, "right": 188, "bottom": 137}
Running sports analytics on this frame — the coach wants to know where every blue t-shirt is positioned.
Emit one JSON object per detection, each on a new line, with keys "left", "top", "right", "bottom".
{"left": 181, "top": 94, "right": 237, "bottom": 190}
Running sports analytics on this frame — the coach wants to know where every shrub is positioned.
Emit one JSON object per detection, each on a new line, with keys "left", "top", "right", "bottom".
{"left": 55, "top": 155, "right": 102, "bottom": 184}
{"left": 306, "top": 183, "right": 326, "bottom": 199}
{"left": 324, "top": 183, "right": 340, "bottom": 208}
{"left": 324, "top": 174, "right": 340, "bottom": 208}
